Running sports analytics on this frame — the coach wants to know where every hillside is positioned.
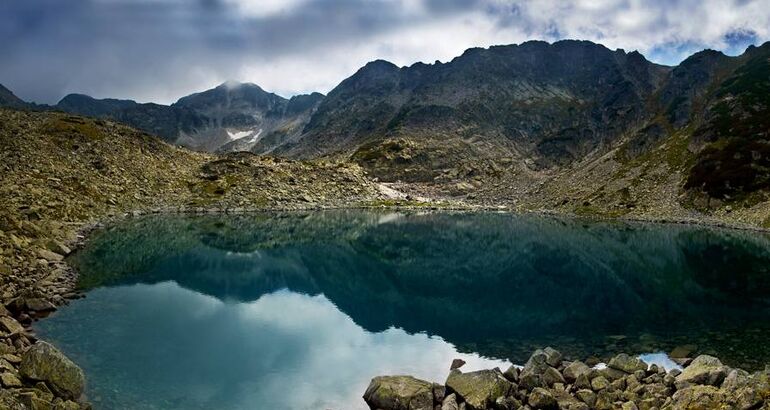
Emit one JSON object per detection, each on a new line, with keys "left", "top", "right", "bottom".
{"left": 1, "top": 40, "right": 770, "bottom": 227}
{"left": 0, "top": 107, "right": 379, "bottom": 304}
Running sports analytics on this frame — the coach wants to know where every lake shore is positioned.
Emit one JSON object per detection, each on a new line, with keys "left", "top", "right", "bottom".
{"left": 363, "top": 347, "right": 770, "bottom": 410}
{"left": 2, "top": 110, "right": 770, "bottom": 408}
{"left": 1, "top": 205, "right": 769, "bottom": 408}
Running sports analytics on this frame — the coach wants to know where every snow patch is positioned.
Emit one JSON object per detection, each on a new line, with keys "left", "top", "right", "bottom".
{"left": 227, "top": 130, "right": 254, "bottom": 140}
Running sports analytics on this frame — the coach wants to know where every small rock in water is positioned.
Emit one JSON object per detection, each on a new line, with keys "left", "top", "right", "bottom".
{"left": 450, "top": 358, "right": 466, "bottom": 370}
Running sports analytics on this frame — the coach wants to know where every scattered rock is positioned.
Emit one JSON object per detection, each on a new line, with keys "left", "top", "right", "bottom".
{"left": 563, "top": 361, "right": 591, "bottom": 383}
{"left": 446, "top": 368, "right": 514, "bottom": 410}
{"left": 363, "top": 375, "right": 434, "bottom": 410}
{"left": 675, "top": 355, "right": 728, "bottom": 388}
{"left": 20, "top": 342, "right": 85, "bottom": 400}
{"left": 608, "top": 353, "right": 648, "bottom": 374}
{"left": 0, "top": 317, "right": 24, "bottom": 335}
{"left": 528, "top": 387, "right": 557, "bottom": 409}
{"left": 591, "top": 376, "right": 610, "bottom": 391}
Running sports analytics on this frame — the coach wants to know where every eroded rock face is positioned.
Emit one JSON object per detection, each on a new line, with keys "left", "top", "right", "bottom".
{"left": 19, "top": 342, "right": 85, "bottom": 400}
{"left": 446, "top": 368, "right": 514, "bottom": 410}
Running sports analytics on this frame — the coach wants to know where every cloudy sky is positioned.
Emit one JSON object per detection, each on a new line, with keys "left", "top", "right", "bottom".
{"left": 2, "top": 0, "right": 768, "bottom": 104}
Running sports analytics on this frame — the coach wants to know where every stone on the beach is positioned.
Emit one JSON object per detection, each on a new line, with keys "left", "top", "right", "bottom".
{"left": 669, "top": 385, "right": 726, "bottom": 409}
{"left": 528, "top": 387, "right": 557, "bottom": 409}
{"left": 543, "top": 347, "right": 563, "bottom": 367}
{"left": 37, "top": 249, "right": 64, "bottom": 262}
{"left": 441, "top": 393, "right": 459, "bottom": 410}
{"left": 0, "top": 372, "right": 22, "bottom": 387}
{"left": 675, "top": 355, "right": 728, "bottom": 388}
{"left": 445, "top": 368, "right": 514, "bottom": 410}
{"left": 608, "top": 353, "right": 648, "bottom": 374}
{"left": 575, "top": 389, "right": 596, "bottom": 407}
{"left": 0, "top": 317, "right": 24, "bottom": 335}
{"left": 363, "top": 375, "right": 433, "bottom": 410}
{"left": 503, "top": 365, "right": 519, "bottom": 383}
{"left": 520, "top": 348, "right": 561, "bottom": 390}
{"left": 563, "top": 361, "right": 591, "bottom": 383}
{"left": 20, "top": 342, "right": 85, "bottom": 400}
{"left": 591, "top": 376, "right": 610, "bottom": 391}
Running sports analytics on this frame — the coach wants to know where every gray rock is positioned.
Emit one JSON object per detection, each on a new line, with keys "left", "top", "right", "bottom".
{"left": 675, "top": 355, "right": 728, "bottom": 388}
{"left": 450, "top": 359, "right": 467, "bottom": 371}
{"left": 608, "top": 353, "right": 648, "bottom": 374}
{"left": 528, "top": 387, "right": 557, "bottom": 409}
{"left": 441, "top": 393, "right": 459, "bottom": 410}
{"left": 590, "top": 376, "right": 610, "bottom": 391}
{"left": 363, "top": 375, "right": 434, "bottom": 410}
{"left": 503, "top": 365, "right": 520, "bottom": 383}
{"left": 543, "top": 347, "right": 563, "bottom": 368}
{"left": 20, "top": 342, "right": 85, "bottom": 400}
{"left": 575, "top": 389, "right": 596, "bottom": 407}
{"left": 446, "top": 368, "right": 514, "bottom": 410}
{"left": 563, "top": 361, "right": 591, "bottom": 383}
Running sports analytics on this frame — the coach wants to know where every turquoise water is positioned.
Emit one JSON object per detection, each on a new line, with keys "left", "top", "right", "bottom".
{"left": 36, "top": 211, "right": 770, "bottom": 409}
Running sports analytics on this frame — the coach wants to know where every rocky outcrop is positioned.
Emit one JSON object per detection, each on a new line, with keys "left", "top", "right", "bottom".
{"left": 364, "top": 348, "right": 770, "bottom": 410}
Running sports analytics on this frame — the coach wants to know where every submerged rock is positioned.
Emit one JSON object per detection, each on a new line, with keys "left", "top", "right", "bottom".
{"left": 446, "top": 368, "right": 514, "bottom": 410}
{"left": 19, "top": 342, "right": 85, "bottom": 400}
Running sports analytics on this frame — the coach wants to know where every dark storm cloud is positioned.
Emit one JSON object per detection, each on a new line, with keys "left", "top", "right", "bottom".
{"left": 1, "top": 0, "right": 768, "bottom": 104}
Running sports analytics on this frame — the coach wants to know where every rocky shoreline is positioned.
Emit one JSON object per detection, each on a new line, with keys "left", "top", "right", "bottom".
{"left": 364, "top": 347, "right": 770, "bottom": 410}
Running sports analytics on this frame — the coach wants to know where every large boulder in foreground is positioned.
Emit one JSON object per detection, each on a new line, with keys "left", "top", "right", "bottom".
{"left": 363, "top": 375, "right": 434, "bottom": 410}
{"left": 19, "top": 342, "right": 85, "bottom": 400}
{"left": 675, "top": 355, "right": 728, "bottom": 388}
{"left": 445, "top": 368, "right": 514, "bottom": 410}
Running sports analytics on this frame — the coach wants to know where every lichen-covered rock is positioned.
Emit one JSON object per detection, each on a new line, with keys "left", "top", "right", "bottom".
{"left": 363, "top": 375, "right": 434, "bottom": 410}
{"left": 564, "top": 361, "right": 591, "bottom": 383}
{"left": 675, "top": 355, "right": 728, "bottom": 388}
{"left": 668, "top": 385, "right": 727, "bottom": 409}
{"left": 576, "top": 389, "right": 596, "bottom": 407}
{"left": 528, "top": 387, "right": 557, "bottom": 409}
{"left": 608, "top": 354, "right": 648, "bottom": 374}
{"left": 446, "top": 368, "right": 514, "bottom": 410}
{"left": 520, "top": 348, "right": 563, "bottom": 390}
{"left": 591, "top": 376, "right": 610, "bottom": 391}
{"left": 19, "top": 342, "right": 85, "bottom": 400}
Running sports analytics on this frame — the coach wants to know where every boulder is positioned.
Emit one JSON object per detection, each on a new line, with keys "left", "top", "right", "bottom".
{"left": 575, "top": 389, "right": 596, "bottom": 407}
{"left": 19, "top": 342, "right": 85, "bottom": 400}
{"left": 563, "top": 361, "right": 591, "bottom": 383}
{"left": 669, "top": 385, "right": 726, "bottom": 409}
{"left": 0, "top": 317, "right": 24, "bottom": 335}
{"left": 441, "top": 393, "right": 459, "bottom": 410}
{"left": 450, "top": 359, "right": 466, "bottom": 371}
{"left": 446, "top": 368, "right": 514, "bottom": 410}
{"left": 543, "top": 347, "right": 563, "bottom": 367}
{"left": 37, "top": 249, "right": 64, "bottom": 262}
{"left": 503, "top": 365, "right": 520, "bottom": 383}
{"left": 608, "top": 353, "right": 648, "bottom": 374}
{"left": 675, "top": 355, "right": 728, "bottom": 388}
{"left": 528, "top": 387, "right": 557, "bottom": 409}
{"left": 520, "top": 349, "right": 561, "bottom": 390}
{"left": 591, "top": 376, "right": 610, "bottom": 391}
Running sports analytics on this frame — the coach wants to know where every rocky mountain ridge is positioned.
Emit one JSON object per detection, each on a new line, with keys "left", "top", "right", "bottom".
{"left": 2, "top": 39, "right": 770, "bottom": 223}
{"left": 2, "top": 82, "right": 324, "bottom": 153}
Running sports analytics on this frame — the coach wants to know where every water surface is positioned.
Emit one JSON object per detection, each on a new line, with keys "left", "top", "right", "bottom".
{"left": 36, "top": 211, "right": 770, "bottom": 409}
